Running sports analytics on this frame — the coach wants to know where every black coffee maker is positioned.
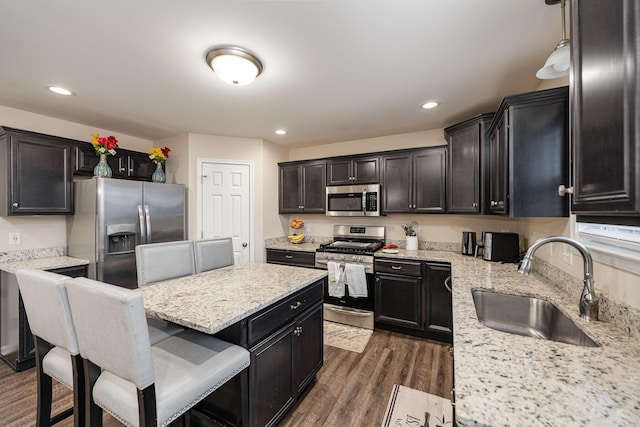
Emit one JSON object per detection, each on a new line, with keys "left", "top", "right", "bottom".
{"left": 461, "top": 231, "right": 476, "bottom": 256}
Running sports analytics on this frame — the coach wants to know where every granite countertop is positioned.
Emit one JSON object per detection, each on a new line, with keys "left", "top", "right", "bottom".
{"left": 139, "top": 262, "right": 327, "bottom": 335}
{"left": 0, "top": 256, "right": 89, "bottom": 274}
{"left": 265, "top": 242, "right": 321, "bottom": 252}
{"left": 378, "top": 249, "right": 640, "bottom": 426}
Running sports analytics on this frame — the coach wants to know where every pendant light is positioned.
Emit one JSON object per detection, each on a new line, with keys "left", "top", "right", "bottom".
{"left": 536, "top": 0, "right": 570, "bottom": 79}
{"left": 206, "top": 46, "right": 263, "bottom": 86}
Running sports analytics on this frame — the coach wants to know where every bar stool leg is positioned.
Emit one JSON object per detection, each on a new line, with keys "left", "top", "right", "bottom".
{"left": 34, "top": 336, "right": 53, "bottom": 427}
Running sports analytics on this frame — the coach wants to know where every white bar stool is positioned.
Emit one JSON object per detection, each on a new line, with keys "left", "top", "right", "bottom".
{"left": 193, "top": 238, "right": 234, "bottom": 273}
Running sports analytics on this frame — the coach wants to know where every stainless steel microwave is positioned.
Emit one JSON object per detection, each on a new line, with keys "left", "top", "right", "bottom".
{"left": 326, "top": 184, "right": 381, "bottom": 216}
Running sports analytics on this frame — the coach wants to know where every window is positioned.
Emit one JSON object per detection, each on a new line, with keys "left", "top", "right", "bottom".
{"left": 575, "top": 219, "right": 640, "bottom": 274}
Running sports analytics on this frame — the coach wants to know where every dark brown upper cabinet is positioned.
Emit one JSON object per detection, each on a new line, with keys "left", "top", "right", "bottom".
{"left": 487, "top": 87, "right": 570, "bottom": 217}
{"left": 571, "top": 0, "right": 640, "bottom": 218}
{"left": 278, "top": 160, "right": 326, "bottom": 213}
{"left": 0, "top": 127, "right": 74, "bottom": 215}
{"left": 382, "top": 146, "right": 446, "bottom": 214}
{"left": 326, "top": 155, "right": 380, "bottom": 185}
{"left": 75, "top": 144, "right": 155, "bottom": 181}
{"left": 444, "top": 113, "right": 494, "bottom": 214}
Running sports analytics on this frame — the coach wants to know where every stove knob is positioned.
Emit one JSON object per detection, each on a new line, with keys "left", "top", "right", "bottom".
{"left": 339, "top": 255, "right": 346, "bottom": 260}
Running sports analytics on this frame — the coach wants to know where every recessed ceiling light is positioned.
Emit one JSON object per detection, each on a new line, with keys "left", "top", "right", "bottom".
{"left": 47, "top": 86, "right": 75, "bottom": 96}
{"left": 275, "top": 129, "right": 287, "bottom": 135}
{"left": 422, "top": 101, "right": 439, "bottom": 109}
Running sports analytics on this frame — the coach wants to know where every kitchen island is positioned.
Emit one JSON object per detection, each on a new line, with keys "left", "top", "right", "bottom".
{"left": 378, "top": 249, "right": 640, "bottom": 426}
{"left": 139, "top": 262, "right": 327, "bottom": 427}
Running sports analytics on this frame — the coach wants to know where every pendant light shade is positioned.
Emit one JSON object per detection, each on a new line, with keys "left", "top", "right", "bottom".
{"left": 206, "top": 46, "right": 263, "bottom": 86}
{"left": 537, "top": 0, "right": 570, "bottom": 79}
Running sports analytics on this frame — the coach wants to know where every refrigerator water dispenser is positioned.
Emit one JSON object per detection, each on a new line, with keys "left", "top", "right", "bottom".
{"left": 106, "top": 224, "right": 137, "bottom": 253}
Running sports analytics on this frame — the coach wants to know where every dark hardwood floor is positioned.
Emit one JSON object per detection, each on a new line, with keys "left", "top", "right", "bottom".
{"left": 0, "top": 330, "right": 452, "bottom": 427}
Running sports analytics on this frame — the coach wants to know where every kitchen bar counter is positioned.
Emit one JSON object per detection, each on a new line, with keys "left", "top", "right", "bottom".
{"left": 263, "top": 241, "right": 321, "bottom": 252}
{"left": 377, "top": 249, "right": 640, "bottom": 426}
{"left": 0, "top": 255, "right": 89, "bottom": 274}
{"left": 139, "top": 262, "right": 327, "bottom": 334}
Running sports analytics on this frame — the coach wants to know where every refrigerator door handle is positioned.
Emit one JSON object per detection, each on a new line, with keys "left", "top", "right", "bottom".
{"left": 137, "top": 205, "right": 147, "bottom": 244}
{"left": 144, "top": 205, "right": 152, "bottom": 243}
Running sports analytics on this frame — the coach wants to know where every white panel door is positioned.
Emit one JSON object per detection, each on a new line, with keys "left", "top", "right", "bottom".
{"left": 201, "top": 162, "right": 251, "bottom": 263}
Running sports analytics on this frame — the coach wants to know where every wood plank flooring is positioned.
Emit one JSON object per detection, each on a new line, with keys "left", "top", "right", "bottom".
{"left": 0, "top": 330, "right": 452, "bottom": 427}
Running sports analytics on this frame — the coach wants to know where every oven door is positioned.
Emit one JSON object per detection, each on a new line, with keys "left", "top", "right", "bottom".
{"left": 323, "top": 272, "right": 374, "bottom": 311}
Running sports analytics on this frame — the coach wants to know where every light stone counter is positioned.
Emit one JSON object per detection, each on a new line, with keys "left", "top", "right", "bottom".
{"left": 376, "top": 249, "right": 640, "bottom": 426}
{"left": 265, "top": 242, "right": 322, "bottom": 252}
{"left": 0, "top": 256, "right": 89, "bottom": 274}
{"left": 139, "top": 262, "right": 327, "bottom": 335}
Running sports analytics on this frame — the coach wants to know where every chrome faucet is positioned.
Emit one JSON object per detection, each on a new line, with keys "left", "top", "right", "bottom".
{"left": 518, "top": 236, "right": 599, "bottom": 321}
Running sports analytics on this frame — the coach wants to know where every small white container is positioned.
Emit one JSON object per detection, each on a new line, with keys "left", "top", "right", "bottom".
{"left": 406, "top": 235, "right": 418, "bottom": 251}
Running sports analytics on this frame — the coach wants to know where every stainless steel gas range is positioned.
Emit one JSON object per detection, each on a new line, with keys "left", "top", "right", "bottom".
{"left": 315, "top": 225, "right": 385, "bottom": 329}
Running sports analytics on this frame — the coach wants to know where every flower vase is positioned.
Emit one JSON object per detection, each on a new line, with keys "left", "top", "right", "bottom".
{"left": 152, "top": 162, "right": 166, "bottom": 183}
{"left": 93, "top": 154, "right": 112, "bottom": 178}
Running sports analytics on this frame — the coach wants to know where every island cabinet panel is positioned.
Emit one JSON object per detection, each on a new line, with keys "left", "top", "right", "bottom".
{"left": 207, "top": 278, "right": 325, "bottom": 427}
{"left": 445, "top": 113, "right": 494, "bottom": 214}
{"left": 571, "top": 0, "right": 640, "bottom": 217}
{"left": 266, "top": 248, "right": 316, "bottom": 268}
{"left": 0, "top": 127, "right": 74, "bottom": 215}
{"left": 487, "top": 86, "right": 569, "bottom": 217}
{"left": 424, "top": 261, "right": 453, "bottom": 339}
{"left": 279, "top": 161, "right": 326, "bottom": 213}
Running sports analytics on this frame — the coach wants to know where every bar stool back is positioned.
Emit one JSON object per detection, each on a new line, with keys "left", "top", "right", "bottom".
{"left": 193, "top": 238, "right": 234, "bottom": 273}
{"left": 16, "top": 268, "right": 85, "bottom": 427}
{"left": 135, "top": 240, "right": 195, "bottom": 286}
{"left": 65, "top": 277, "right": 250, "bottom": 427}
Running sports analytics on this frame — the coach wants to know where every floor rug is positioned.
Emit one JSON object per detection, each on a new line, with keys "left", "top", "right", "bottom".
{"left": 323, "top": 320, "right": 373, "bottom": 353}
{"left": 381, "top": 384, "right": 453, "bottom": 427}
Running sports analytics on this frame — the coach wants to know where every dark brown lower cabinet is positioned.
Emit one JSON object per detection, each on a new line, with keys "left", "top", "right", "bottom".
{"left": 197, "top": 279, "right": 325, "bottom": 427}
{"left": 0, "top": 264, "right": 88, "bottom": 372}
{"left": 374, "top": 258, "right": 452, "bottom": 343}
{"left": 266, "top": 248, "right": 316, "bottom": 268}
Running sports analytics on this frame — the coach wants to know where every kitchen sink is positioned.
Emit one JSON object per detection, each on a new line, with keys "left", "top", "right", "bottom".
{"left": 471, "top": 289, "right": 600, "bottom": 347}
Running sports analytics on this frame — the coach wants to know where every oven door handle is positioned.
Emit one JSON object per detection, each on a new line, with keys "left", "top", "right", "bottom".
{"left": 362, "top": 189, "right": 367, "bottom": 215}
{"left": 325, "top": 306, "right": 372, "bottom": 317}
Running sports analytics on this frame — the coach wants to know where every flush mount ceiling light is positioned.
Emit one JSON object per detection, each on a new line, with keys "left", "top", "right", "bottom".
{"left": 537, "top": 0, "right": 570, "bottom": 79}
{"left": 206, "top": 46, "right": 263, "bottom": 86}
{"left": 275, "top": 129, "right": 287, "bottom": 135}
{"left": 46, "top": 86, "right": 75, "bottom": 96}
{"left": 422, "top": 101, "right": 439, "bottom": 109}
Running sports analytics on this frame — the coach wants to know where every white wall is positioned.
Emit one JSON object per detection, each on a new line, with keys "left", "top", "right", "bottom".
{"left": 0, "top": 105, "right": 153, "bottom": 253}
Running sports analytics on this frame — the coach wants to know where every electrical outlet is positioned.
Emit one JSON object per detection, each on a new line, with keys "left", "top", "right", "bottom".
{"left": 562, "top": 246, "right": 573, "bottom": 265}
{"left": 9, "top": 232, "right": 21, "bottom": 245}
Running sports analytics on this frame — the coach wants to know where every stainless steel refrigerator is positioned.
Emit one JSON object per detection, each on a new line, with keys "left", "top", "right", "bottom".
{"left": 67, "top": 177, "right": 185, "bottom": 288}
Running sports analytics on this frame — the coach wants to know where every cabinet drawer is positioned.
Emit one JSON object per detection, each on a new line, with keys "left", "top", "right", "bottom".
{"left": 248, "top": 280, "right": 324, "bottom": 346}
{"left": 266, "top": 249, "right": 316, "bottom": 268}
{"left": 375, "top": 258, "right": 422, "bottom": 277}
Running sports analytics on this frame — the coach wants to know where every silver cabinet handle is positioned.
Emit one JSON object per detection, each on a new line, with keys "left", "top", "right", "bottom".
{"left": 290, "top": 301, "right": 303, "bottom": 310}
{"left": 472, "top": 202, "right": 478, "bottom": 208}
{"left": 444, "top": 276, "right": 452, "bottom": 293}
{"left": 490, "top": 200, "right": 498, "bottom": 207}
{"left": 294, "top": 326, "right": 303, "bottom": 336}
{"left": 12, "top": 202, "right": 18, "bottom": 207}
{"left": 391, "top": 265, "right": 402, "bottom": 270}
{"left": 285, "top": 254, "right": 293, "bottom": 259}
{"left": 558, "top": 184, "right": 574, "bottom": 196}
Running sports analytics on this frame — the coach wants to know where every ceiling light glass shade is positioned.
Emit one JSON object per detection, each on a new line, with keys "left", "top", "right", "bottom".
{"left": 47, "top": 86, "right": 75, "bottom": 96}
{"left": 206, "top": 47, "right": 263, "bottom": 86}
{"left": 536, "top": 42, "right": 570, "bottom": 79}
{"left": 422, "top": 101, "right": 439, "bottom": 109}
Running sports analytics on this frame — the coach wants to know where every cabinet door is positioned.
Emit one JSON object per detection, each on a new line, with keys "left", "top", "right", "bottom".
{"left": 353, "top": 156, "right": 380, "bottom": 184}
{"left": 250, "top": 323, "right": 295, "bottom": 427}
{"left": 126, "top": 151, "right": 155, "bottom": 181}
{"left": 489, "top": 114, "right": 508, "bottom": 214}
{"left": 8, "top": 134, "right": 73, "bottom": 215}
{"left": 279, "top": 164, "right": 302, "bottom": 213}
{"left": 300, "top": 162, "right": 326, "bottom": 213}
{"left": 413, "top": 147, "right": 446, "bottom": 213}
{"left": 293, "top": 302, "right": 323, "bottom": 394}
{"left": 374, "top": 273, "right": 422, "bottom": 329}
{"left": 571, "top": 0, "right": 640, "bottom": 214}
{"left": 326, "top": 159, "right": 352, "bottom": 185}
{"left": 424, "top": 262, "right": 453, "bottom": 340}
{"left": 447, "top": 124, "right": 481, "bottom": 213}
{"left": 382, "top": 153, "right": 412, "bottom": 213}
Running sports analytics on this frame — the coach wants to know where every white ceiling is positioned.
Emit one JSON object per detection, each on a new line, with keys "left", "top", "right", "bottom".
{"left": 0, "top": 0, "right": 565, "bottom": 148}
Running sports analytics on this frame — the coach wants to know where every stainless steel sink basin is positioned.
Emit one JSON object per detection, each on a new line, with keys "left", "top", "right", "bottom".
{"left": 471, "top": 289, "right": 600, "bottom": 347}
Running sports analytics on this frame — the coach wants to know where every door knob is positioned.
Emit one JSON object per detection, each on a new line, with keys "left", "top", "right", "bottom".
{"left": 242, "top": 242, "right": 248, "bottom": 247}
